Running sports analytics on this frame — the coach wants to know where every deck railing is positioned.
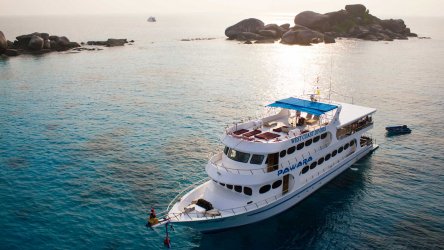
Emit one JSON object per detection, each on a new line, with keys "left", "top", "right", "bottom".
{"left": 207, "top": 143, "right": 331, "bottom": 176}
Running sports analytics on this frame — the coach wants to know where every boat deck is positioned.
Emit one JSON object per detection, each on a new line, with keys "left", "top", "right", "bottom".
{"left": 229, "top": 114, "right": 328, "bottom": 143}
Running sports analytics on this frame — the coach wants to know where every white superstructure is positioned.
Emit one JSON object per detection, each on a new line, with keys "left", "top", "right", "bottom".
{"left": 154, "top": 97, "right": 377, "bottom": 233}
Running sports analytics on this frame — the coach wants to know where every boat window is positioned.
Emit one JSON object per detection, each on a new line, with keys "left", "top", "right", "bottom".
{"left": 226, "top": 184, "right": 233, "bottom": 190}
{"left": 259, "top": 185, "right": 271, "bottom": 194}
{"left": 338, "top": 146, "right": 344, "bottom": 153}
{"left": 344, "top": 143, "right": 349, "bottom": 150}
{"left": 272, "top": 180, "right": 282, "bottom": 189}
{"left": 280, "top": 150, "right": 286, "bottom": 158}
{"left": 301, "top": 165, "right": 309, "bottom": 174}
{"left": 321, "top": 133, "right": 327, "bottom": 139}
{"left": 213, "top": 179, "right": 218, "bottom": 183}
{"left": 310, "top": 162, "right": 317, "bottom": 169}
{"left": 223, "top": 146, "right": 229, "bottom": 155}
{"left": 250, "top": 154, "right": 265, "bottom": 165}
{"left": 332, "top": 150, "right": 337, "bottom": 157}
{"left": 350, "top": 140, "right": 355, "bottom": 146}
{"left": 297, "top": 143, "right": 304, "bottom": 150}
{"left": 287, "top": 146, "right": 296, "bottom": 155}
{"left": 234, "top": 185, "right": 242, "bottom": 193}
{"left": 305, "top": 139, "right": 312, "bottom": 147}
{"left": 318, "top": 157, "right": 325, "bottom": 165}
{"left": 313, "top": 136, "right": 320, "bottom": 143}
{"left": 227, "top": 149, "right": 251, "bottom": 163}
{"left": 325, "top": 153, "right": 331, "bottom": 161}
{"left": 243, "top": 187, "right": 252, "bottom": 196}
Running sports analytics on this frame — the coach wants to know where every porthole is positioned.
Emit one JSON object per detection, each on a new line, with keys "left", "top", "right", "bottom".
{"left": 219, "top": 182, "right": 225, "bottom": 186}
{"left": 224, "top": 146, "right": 229, "bottom": 155}
{"left": 310, "top": 161, "right": 317, "bottom": 169}
{"left": 305, "top": 139, "right": 313, "bottom": 147}
{"left": 243, "top": 187, "right": 252, "bottom": 196}
{"left": 350, "top": 140, "right": 355, "bottom": 146}
{"left": 344, "top": 143, "right": 349, "bottom": 150}
{"left": 332, "top": 150, "right": 337, "bottom": 157}
{"left": 280, "top": 150, "right": 287, "bottom": 158}
{"left": 272, "top": 180, "right": 282, "bottom": 189}
{"left": 259, "top": 185, "right": 271, "bottom": 194}
{"left": 321, "top": 133, "right": 327, "bottom": 139}
{"left": 234, "top": 185, "right": 242, "bottom": 193}
{"left": 287, "top": 146, "right": 296, "bottom": 155}
{"left": 318, "top": 157, "right": 325, "bottom": 165}
{"left": 297, "top": 143, "right": 304, "bottom": 150}
{"left": 226, "top": 184, "right": 233, "bottom": 190}
{"left": 325, "top": 153, "right": 331, "bottom": 161}
{"left": 313, "top": 136, "right": 320, "bottom": 143}
{"left": 301, "top": 166, "right": 309, "bottom": 174}
{"left": 338, "top": 146, "right": 344, "bottom": 153}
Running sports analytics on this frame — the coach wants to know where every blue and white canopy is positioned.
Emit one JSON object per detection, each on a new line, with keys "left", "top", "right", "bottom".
{"left": 267, "top": 97, "right": 338, "bottom": 116}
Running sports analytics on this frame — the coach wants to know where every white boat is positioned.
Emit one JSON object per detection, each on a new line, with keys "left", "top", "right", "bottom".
{"left": 152, "top": 96, "right": 378, "bottom": 233}
{"left": 147, "top": 16, "right": 156, "bottom": 22}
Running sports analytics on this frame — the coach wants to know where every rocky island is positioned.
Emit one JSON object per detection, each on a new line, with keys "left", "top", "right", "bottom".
{"left": 225, "top": 4, "right": 419, "bottom": 45}
{"left": 0, "top": 31, "right": 133, "bottom": 57}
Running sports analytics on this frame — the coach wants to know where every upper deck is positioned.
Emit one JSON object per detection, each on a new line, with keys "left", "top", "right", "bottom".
{"left": 224, "top": 97, "right": 375, "bottom": 146}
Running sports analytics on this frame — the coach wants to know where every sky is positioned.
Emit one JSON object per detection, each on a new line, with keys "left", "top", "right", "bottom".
{"left": 1, "top": 0, "right": 443, "bottom": 17}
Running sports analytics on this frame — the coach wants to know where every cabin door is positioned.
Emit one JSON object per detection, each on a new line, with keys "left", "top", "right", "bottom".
{"left": 282, "top": 174, "right": 290, "bottom": 195}
{"left": 267, "top": 153, "right": 279, "bottom": 172}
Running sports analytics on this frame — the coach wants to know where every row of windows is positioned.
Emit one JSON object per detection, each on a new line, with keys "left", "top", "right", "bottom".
{"left": 279, "top": 132, "right": 328, "bottom": 158}
{"left": 214, "top": 178, "right": 284, "bottom": 196}
{"left": 300, "top": 140, "right": 356, "bottom": 175}
{"left": 223, "top": 132, "right": 328, "bottom": 164}
{"left": 224, "top": 147, "right": 265, "bottom": 165}
{"left": 214, "top": 180, "right": 253, "bottom": 196}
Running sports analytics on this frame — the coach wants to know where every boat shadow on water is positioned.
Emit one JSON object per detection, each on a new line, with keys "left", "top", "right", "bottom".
{"left": 193, "top": 155, "right": 376, "bottom": 249}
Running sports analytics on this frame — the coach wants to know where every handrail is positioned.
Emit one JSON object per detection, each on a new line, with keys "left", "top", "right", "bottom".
{"left": 208, "top": 152, "right": 281, "bottom": 175}
{"left": 166, "top": 192, "right": 285, "bottom": 222}
{"left": 156, "top": 177, "right": 210, "bottom": 219}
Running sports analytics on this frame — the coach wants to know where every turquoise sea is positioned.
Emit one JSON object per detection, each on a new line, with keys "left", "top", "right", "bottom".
{"left": 1, "top": 14, "right": 443, "bottom": 249}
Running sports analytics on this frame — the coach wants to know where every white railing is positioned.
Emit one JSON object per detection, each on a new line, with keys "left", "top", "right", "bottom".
{"left": 166, "top": 191, "right": 285, "bottom": 222}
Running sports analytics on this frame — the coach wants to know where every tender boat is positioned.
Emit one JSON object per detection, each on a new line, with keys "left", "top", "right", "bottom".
{"left": 385, "top": 125, "right": 411, "bottom": 135}
{"left": 152, "top": 96, "right": 378, "bottom": 233}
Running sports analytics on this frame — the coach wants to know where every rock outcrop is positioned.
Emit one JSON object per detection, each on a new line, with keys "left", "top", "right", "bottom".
{"left": 224, "top": 4, "right": 421, "bottom": 46}
{"left": 87, "top": 38, "right": 128, "bottom": 47}
{"left": 0, "top": 31, "right": 6, "bottom": 54}
{"left": 294, "top": 11, "right": 330, "bottom": 32}
{"left": 225, "top": 18, "right": 265, "bottom": 40}
{"left": 0, "top": 31, "right": 132, "bottom": 57}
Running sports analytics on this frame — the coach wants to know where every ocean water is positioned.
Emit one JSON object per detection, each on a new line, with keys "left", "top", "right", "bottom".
{"left": 1, "top": 14, "right": 443, "bottom": 249}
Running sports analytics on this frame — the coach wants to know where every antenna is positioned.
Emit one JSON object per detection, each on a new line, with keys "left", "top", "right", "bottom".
{"left": 329, "top": 57, "right": 332, "bottom": 102}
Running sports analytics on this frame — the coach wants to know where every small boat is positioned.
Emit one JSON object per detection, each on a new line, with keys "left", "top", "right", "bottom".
{"left": 147, "top": 16, "right": 156, "bottom": 22}
{"left": 385, "top": 125, "right": 411, "bottom": 135}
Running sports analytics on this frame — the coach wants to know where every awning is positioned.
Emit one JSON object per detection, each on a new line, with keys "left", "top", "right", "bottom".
{"left": 267, "top": 97, "right": 338, "bottom": 116}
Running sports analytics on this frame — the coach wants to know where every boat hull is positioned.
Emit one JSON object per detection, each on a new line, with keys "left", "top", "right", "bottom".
{"left": 170, "top": 144, "right": 377, "bottom": 233}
